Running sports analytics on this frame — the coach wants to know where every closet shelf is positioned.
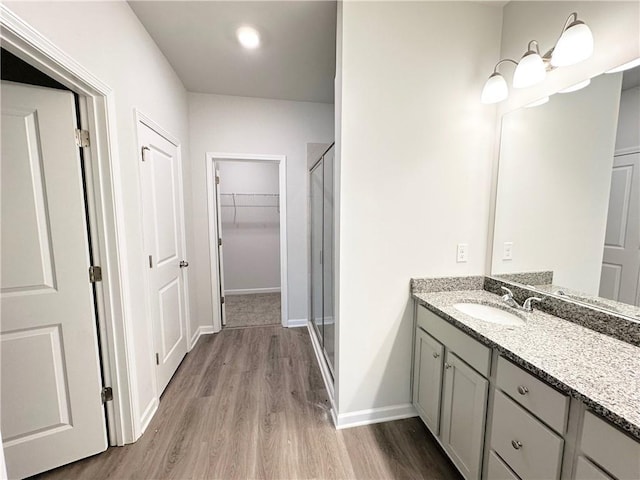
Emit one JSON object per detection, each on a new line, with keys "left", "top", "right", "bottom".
{"left": 220, "top": 193, "right": 279, "bottom": 208}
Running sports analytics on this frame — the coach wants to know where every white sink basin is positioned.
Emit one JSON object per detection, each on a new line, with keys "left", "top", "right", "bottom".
{"left": 453, "top": 302, "right": 525, "bottom": 326}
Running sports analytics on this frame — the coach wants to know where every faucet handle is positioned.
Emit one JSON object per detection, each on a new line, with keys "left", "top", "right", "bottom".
{"left": 501, "top": 286, "right": 514, "bottom": 298}
{"left": 523, "top": 296, "right": 542, "bottom": 312}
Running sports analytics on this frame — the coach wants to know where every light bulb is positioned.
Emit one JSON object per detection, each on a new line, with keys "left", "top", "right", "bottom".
{"left": 481, "top": 72, "right": 508, "bottom": 104}
{"left": 551, "top": 21, "right": 593, "bottom": 67}
{"left": 237, "top": 26, "right": 260, "bottom": 49}
{"left": 558, "top": 79, "right": 591, "bottom": 93}
{"left": 513, "top": 51, "right": 546, "bottom": 88}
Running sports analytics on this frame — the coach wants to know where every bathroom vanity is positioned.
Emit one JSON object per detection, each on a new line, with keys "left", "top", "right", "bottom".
{"left": 410, "top": 277, "right": 640, "bottom": 480}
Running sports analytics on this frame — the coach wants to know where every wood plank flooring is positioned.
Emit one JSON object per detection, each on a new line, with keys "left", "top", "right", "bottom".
{"left": 36, "top": 326, "right": 461, "bottom": 480}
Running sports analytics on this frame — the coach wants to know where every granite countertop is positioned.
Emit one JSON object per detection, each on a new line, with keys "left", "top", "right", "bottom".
{"left": 412, "top": 289, "right": 640, "bottom": 440}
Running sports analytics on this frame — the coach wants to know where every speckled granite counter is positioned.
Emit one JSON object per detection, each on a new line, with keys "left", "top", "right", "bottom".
{"left": 412, "top": 289, "right": 640, "bottom": 440}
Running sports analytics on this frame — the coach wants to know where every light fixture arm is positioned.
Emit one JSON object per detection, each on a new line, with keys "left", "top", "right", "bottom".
{"left": 492, "top": 58, "right": 518, "bottom": 73}
{"left": 544, "top": 12, "right": 580, "bottom": 58}
{"left": 527, "top": 40, "right": 541, "bottom": 55}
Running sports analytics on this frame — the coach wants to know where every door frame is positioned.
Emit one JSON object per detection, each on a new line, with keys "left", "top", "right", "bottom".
{"left": 206, "top": 152, "right": 288, "bottom": 331}
{"left": 1, "top": 6, "right": 136, "bottom": 445}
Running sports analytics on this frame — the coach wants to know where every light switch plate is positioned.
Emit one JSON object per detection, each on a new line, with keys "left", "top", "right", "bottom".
{"left": 457, "top": 243, "right": 468, "bottom": 263}
{"left": 503, "top": 242, "right": 513, "bottom": 261}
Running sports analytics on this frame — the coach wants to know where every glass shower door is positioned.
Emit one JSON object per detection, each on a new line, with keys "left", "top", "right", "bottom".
{"left": 310, "top": 161, "right": 324, "bottom": 346}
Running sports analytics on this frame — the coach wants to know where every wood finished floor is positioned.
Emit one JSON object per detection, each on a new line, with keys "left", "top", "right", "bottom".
{"left": 36, "top": 326, "right": 461, "bottom": 480}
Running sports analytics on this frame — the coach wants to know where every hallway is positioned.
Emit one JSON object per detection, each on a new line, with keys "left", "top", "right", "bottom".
{"left": 36, "top": 326, "right": 460, "bottom": 479}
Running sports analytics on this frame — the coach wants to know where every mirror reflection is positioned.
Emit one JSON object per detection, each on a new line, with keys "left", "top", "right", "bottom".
{"left": 491, "top": 66, "right": 640, "bottom": 317}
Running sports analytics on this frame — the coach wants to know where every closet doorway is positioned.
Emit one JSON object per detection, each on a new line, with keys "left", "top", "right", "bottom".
{"left": 207, "top": 153, "right": 288, "bottom": 330}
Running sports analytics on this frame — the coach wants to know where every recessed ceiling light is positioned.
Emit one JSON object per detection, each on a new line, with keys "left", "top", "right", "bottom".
{"left": 237, "top": 26, "right": 260, "bottom": 49}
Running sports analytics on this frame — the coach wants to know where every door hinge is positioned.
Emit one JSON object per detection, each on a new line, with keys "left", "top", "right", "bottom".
{"left": 215, "top": 175, "right": 220, "bottom": 185}
{"left": 101, "top": 386, "right": 113, "bottom": 403}
{"left": 89, "top": 265, "right": 102, "bottom": 283}
{"left": 75, "top": 129, "right": 90, "bottom": 147}
{"left": 149, "top": 255, "right": 153, "bottom": 268}
{"left": 155, "top": 353, "right": 160, "bottom": 365}
{"left": 218, "top": 237, "right": 222, "bottom": 246}
{"left": 221, "top": 296, "right": 225, "bottom": 305}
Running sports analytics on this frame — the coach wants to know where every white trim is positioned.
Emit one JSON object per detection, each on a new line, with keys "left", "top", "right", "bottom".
{"left": 307, "top": 323, "right": 336, "bottom": 422}
{"left": 287, "top": 318, "right": 308, "bottom": 328}
{"left": 225, "top": 287, "right": 280, "bottom": 296}
{"left": 0, "top": 5, "right": 135, "bottom": 445}
{"left": 206, "top": 152, "right": 288, "bottom": 331}
{"left": 188, "top": 325, "right": 215, "bottom": 350}
{"left": 334, "top": 404, "right": 418, "bottom": 430}
{"left": 138, "top": 397, "right": 158, "bottom": 436}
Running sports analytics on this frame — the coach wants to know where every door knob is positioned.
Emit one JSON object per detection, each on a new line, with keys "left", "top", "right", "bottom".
{"left": 179, "top": 260, "right": 189, "bottom": 268}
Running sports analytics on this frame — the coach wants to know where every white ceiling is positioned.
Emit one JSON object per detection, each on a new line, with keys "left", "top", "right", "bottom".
{"left": 128, "top": 1, "right": 337, "bottom": 104}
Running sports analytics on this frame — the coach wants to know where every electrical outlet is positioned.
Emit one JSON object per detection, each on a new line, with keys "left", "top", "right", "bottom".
{"left": 503, "top": 242, "right": 513, "bottom": 261}
{"left": 457, "top": 243, "right": 468, "bottom": 263}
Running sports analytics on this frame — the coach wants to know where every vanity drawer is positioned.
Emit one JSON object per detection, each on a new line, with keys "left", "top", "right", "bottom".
{"left": 491, "top": 390, "right": 564, "bottom": 480}
{"left": 496, "top": 356, "right": 569, "bottom": 434}
{"left": 580, "top": 412, "right": 640, "bottom": 480}
{"left": 416, "top": 305, "right": 491, "bottom": 377}
{"left": 487, "top": 450, "right": 520, "bottom": 480}
{"left": 574, "top": 456, "right": 613, "bottom": 480}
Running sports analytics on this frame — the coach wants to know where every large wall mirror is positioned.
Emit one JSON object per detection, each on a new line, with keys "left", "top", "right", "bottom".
{"left": 491, "top": 65, "right": 640, "bottom": 318}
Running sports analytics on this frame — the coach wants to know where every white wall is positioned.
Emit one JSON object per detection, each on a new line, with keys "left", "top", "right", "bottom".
{"left": 616, "top": 85, "right": 640, "bottom": 152}
{"left": 217, "top": 161, "right": 281, "bottom": 292}
{"left": 336, "top": 2, "right": 503, "bottom": 418}
{"left": 499, "top": 1, "right": 640, "bottom": 112}
{"left": 189, "top": 93, "right": 334, "bottom": 326}
{"left": 3, "top": 2, "right": 193, "bottom": 440}
{"left": 491, "top": 73, "right": 622, "bottom": 294}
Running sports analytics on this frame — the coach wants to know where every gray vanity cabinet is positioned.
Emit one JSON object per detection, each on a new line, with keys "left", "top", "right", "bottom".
{"left": 413, "top": 305, "right": 490, "bottom": 480}
{"left": 440, "top": 351, "right": 488, "bottom": 480}
{"left": 413, "top": 328, "right": 444, "bottom": 434}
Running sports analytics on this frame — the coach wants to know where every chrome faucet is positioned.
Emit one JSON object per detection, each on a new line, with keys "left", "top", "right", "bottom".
{"left": 501, "top": 287, "right": 542, "bottom": 312}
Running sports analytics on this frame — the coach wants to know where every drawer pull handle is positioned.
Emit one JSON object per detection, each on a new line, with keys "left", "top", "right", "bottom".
{"left": 432, "top": 352, "right": 440, "bottom": 359}
{"left": 517, "top": 385, "right": 529, "bottom": 395}
{"left": 444, "top": 363, "right": 451, "bottom": 369}
{"left": 511, "top": 440, "right": 523, "bottom": 450}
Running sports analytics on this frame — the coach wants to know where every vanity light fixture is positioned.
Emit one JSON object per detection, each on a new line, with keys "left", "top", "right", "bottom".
{"left": 513, "top": 41, "right": 546, "bottom": 88}
{"left": 237, "top": 26, "right": 260, "bottom": 49}
{"left": 481, "top": 12, "right": 594, "bottom": 104}
{"left": 606, "top": 57, "right": 640, "bottom": 74}
{"left": 558, "top": 78, "right": 591, "bottom": 93}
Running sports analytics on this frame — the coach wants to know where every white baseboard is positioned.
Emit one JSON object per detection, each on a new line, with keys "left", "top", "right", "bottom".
{"left": 306, "top": 323, "right": 337, "bottom": 421}
{"left": 225, "top": 287, "right": 280, "bottom": 295}
{"left": 287, "top": 318, "right": 308, "bottom": 328}
{"left": 138, "top": 397, "right": 159, "bottom": 437}
{"left": 188, "top": 325, "right": 215, "bottom": 350}
{"left": 335, "top": 403, "right": 418, "bottom": 429}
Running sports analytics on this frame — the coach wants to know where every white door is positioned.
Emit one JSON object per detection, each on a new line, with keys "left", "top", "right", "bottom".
{"left": 600, "top": 152, "right": 640, "bottom": 305}
{"left": 214, "top": 167, "right": 227, "bottom": 326}
{"left": 0, "top": 82, "right": 107, "bottom": 478}
{"left": 138, "top": 122, "right": 188, "bottom": 394}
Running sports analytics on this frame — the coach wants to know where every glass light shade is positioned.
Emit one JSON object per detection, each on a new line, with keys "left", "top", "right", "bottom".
{"left": 559, "top": 79, "right": 591, "bottom": 93}
{"left": 525, "top": 96, "right": 550, "bottom": 108}
{"left": 513, "top": 51, "right": 546, "bottom": 88}
{"left": 481, "top": 73, "right": 508, "bottom": 104}
{"left": 551, "top": 21, "right": 593, "bottom": 67}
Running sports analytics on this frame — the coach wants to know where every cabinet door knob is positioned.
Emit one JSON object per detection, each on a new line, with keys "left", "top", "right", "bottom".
{"left": 511, "top": 440, "right": 523, "bottom": 450}
{"left": 432, "top": 352, "right": 440, "bottom": 358}
{"left": 444, "top": 363, "right": 451, "bottom": 369}
{"left": 517, "top": 385, "right": 529, "bottom": 395}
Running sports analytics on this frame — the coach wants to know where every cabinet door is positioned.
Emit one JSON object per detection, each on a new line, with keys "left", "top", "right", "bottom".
{"left": 441, "top": 351, "right": 488, "bottom": 480}
{"left": 413, "top": 328, "right": 444, "bottom": 434}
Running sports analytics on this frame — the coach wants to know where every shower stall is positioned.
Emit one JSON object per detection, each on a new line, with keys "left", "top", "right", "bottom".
{"left": 309, "top": 143, "right": 335, "bottom": 377}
